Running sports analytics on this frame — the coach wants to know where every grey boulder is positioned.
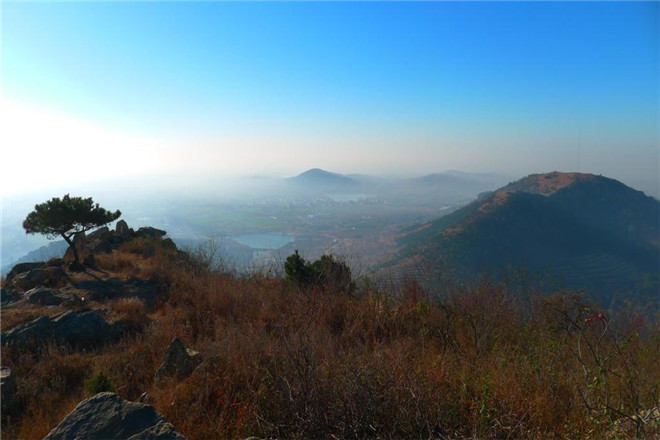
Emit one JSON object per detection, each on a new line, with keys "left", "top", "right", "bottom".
{"left": 1, "top": 310, "right": 123, "bottom": 348}
{"left": 1, "top": 315, "right": 52, "bottom": 346}
{"left": 52, "top": 310, "right": 121, "bottom": 347}
{"left": 155, "top": 337, "right": 201, "bottom": 381}
{"left": 116, "top": 219, "right": 131, "bottom": 235}
{"left": 136, "top": 227, "right": 167, "bottom": 239}
{"left": 43, "top": 392, "right": 186, "bottom": 440}
{"left": 24, "top": 286, "right": 64, "bottom": 306}
{"left": 1, "top": 288, "right": 19, "bottom": 304}
{"left": 11, "top": 266, "right": 67, "bottom": 291}
{"left": 5, "top": 262, "right": 46, "bottom": 285}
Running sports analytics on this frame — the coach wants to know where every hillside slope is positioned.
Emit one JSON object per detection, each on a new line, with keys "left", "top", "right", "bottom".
{"left": 391, "top": 172, "right": 660, "bottom": 305}
{"left": 2, "top": 218, "right": 659, "bottom": 440}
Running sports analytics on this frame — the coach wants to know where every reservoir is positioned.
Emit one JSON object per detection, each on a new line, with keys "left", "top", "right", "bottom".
{"left": 231, "top": 233, "right": 295, "bottom": 250}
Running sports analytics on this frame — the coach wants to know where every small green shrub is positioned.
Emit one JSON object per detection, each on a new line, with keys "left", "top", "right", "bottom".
{"left": 284, "top": 251, "right": 354, "bottom": 294}
{"left": 85, "top": 371, "right": 115, "bottom": 394}
{"left": 284, "top": 250, "right": 314, "bottom": 287}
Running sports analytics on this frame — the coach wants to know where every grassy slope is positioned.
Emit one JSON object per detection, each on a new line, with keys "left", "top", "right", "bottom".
{"left": 2, "top": 239, "right": 659, "bottom": 439}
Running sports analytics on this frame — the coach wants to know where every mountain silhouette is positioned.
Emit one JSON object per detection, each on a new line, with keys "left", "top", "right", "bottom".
{"left": 391, "top": 172, "right": 660, "bottom": 306}
{"left": 287, "top": 168, "right": 357, "bottom": 190}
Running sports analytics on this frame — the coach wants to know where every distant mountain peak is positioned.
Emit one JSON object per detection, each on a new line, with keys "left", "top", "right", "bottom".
{"left": 296, "top": 168, "right": 342, "bottom": 178}
{"left": 388, "top": 170, "right": 659, "bottom": 305}
{"left": 450, "top": 172, "right": 613, "bottom": 232}
{"left": 288, "top": 168, "right": 356, "bottom": 189}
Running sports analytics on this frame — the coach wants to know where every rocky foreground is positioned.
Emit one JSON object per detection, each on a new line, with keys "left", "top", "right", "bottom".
{"left": 43, "top": 392, "right": 185, "bottom": 440}
{"left": 1, "top": 221, "right": 171, "bottom": 350}
{"left": 2, "top": 220, "right": 658, "bottom": 440}
{"left": 1, "top": 222, "right": 198, "bottom": 439}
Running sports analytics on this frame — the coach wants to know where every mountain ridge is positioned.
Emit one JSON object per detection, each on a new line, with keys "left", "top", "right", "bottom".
{"left": 389, "top": 171, "right": 660, "bottom": 305}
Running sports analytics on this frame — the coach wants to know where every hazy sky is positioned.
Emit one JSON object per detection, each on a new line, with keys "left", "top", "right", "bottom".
{"left": 1, "top": 1, "right": 658, "bottom": 195}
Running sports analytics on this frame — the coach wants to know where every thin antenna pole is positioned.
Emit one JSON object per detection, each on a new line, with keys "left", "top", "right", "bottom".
{"left": 578, "top": 129, "right": 582, "bottom": 173}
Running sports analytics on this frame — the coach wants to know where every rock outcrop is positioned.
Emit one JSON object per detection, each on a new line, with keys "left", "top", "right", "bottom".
{"left": 1, "top": 288, "right": 19, "bottom": 304}
{"left": 46, "top": 257, "right": 66, "bottom": 267}
{"left": 1, "top": 309, "right": 123, "bottom": 349}
{"left": 43, "top": 392, "right": 186, "bottom": 440}
{"left": 116, "top": 219, "right": 131, "bottom": 235}
{"left": 23, "top": 286, "right": 74, "bottom": 306}
{"left": 6, "top": 222, "right": 175, "bottom": 290}
{"left": 155, "top": 337, "right": 201, "bottom": 380}
{"left": 139, "top": 392, "right": 154, "bottom": 404}
{"left": 136, "top": 227, "right": 167, "bottom": 239}
{"left": 6, "top": 263, "right": 68, "bottom": 292}
{"left": 87, "top": 226, "right": 109, "bottom": 240}
{"left": 12, "top": 268, "right": 48, "bottom": 291}
{"left": 1, "top": 221, "right": 175, "bottom": 346}
{"left": 62, "top": 221, "right": 174, "bottom": 263}
{"left": 5, "top": 262, "right": 45, "bottom": 285}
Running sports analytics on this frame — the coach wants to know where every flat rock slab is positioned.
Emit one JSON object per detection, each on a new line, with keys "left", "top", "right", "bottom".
{"left": 44, "top": 392, "right": 186, "bottom": 440}
{"left": 1, "top": 309, "right": 123, "bottom": 349}
{"left": 24, "top": 286, "right": 73, "bottom": 306}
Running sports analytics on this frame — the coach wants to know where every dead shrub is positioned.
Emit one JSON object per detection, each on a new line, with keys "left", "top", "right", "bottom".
{"left": 1, "top": 308, "right": 47, "bottom": 332}
{"left": 3, "top": 241, "right": 660, "bottom": 440}
{"left": 1, "top": 344, "right": 91, "bottom": 439}
{"left": 109, "top": 297, "right": 149, "bottom": 332}
{"left": 95, "top": 252, "right": 137, "bottom": 273}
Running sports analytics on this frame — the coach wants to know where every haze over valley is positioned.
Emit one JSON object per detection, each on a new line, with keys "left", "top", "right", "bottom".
{"left": 3, "top": 167, "right": 658, "bottom": 309}
{"left": 2, "top": 168, "right": 512, "bottom": 273}
{"left": 1, "top": 2, "right": 659, "bottom": 438}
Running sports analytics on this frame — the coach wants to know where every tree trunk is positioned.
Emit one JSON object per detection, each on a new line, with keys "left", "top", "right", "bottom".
{"left": 61, "top": 233, "right": 82, "bottom": 270}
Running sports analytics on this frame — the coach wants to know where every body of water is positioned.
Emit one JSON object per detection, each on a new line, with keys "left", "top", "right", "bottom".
{"left": 231, "top": 233, "right": 295, "bottom": 250}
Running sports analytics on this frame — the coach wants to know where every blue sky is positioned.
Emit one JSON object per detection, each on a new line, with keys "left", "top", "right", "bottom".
{"left": 1, "top": 1, "right": 658, "bottom": 195}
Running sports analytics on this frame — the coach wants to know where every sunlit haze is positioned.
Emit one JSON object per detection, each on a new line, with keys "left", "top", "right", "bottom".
{"left": 1, "top": 1, "right": 658, "bottom": 195}
{"left": 2, "top": 6, "right": 660, "bottom": 433}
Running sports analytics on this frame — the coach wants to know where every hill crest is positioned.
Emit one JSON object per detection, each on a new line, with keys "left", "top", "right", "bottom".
{"left": 498, "top": 171, "right": 601, "bottom": 197}
{"left": 288, "top": 168, "right": 355, "bottom": 184}
{"left": 447, "top": 172, "right": 633, "bottom": 233}
{"left": 391, "top": 171, "right": 660, "bottom": 305}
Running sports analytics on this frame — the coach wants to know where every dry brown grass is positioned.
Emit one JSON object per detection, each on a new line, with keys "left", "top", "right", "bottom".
{"left": 1, "top": 343, "right": 91, "bottom": 439}
{"left": 108, "top": 297, "right": 149, "bottom": 332}
{"left": 2, "top": 244, "right": 659, "bottom": 440}
{"left": 1, "top": 307, "right": 45, "bottom": 332}
{"left": 1, "top": 304, "right": 69, "bottom": 332}
{"left": 94, "top": 251, "right": 139, "bottom": 275}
